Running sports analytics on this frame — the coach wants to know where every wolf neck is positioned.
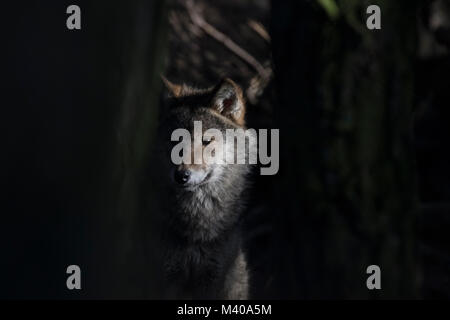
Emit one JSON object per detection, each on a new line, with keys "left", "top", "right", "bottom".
{"left": 169, "top": 172, "right": 246, "bottom": 243}
{"left": 164, "top": 177, "right": 247, "bottom": 299}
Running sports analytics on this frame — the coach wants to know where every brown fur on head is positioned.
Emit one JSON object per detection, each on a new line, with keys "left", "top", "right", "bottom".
{"left": 161, "top": 76, "right": 246, "bottom": 127}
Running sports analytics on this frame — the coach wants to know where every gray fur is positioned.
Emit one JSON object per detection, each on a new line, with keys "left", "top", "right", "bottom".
{"left": 155, "top": 79, "right": 254, "bottom": 299}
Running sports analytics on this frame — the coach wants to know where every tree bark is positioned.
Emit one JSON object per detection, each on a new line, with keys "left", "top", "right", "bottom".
{"left": 270, "top": 0, "right": 419, "bottom": 298}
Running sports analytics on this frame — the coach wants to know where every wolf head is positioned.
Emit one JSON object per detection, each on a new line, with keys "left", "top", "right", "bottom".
{"left": 159, "top": 78, "right": 255, "bottom": 191}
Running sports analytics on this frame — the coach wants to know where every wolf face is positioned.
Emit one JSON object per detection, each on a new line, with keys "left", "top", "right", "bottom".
{"left": 159, "top": 78, "right": 255, "bottom": 191}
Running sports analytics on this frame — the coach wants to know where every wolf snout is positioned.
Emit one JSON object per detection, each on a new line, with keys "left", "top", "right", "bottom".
{"left": 174, "top": 169, "right": 191, "bottom": 185}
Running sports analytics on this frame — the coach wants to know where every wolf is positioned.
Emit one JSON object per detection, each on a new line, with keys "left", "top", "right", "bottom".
{"left": 155, "top": 77, "right": 255, "bottom": 299}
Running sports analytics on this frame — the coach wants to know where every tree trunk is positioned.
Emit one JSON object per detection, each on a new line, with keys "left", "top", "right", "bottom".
{"left": 270, "top": 0, "right": 419, "bottom": 298}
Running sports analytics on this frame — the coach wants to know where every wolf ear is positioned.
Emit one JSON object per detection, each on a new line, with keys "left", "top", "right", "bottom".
{"left": 161, "top": 75, "right": 183, "bottom": 97}
{"left": 211, "top": 78, "right": 245, "bottom": 125}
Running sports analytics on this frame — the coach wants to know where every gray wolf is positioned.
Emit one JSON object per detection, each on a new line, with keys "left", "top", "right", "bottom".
{"left": 156, "top": 78, "right": 255, "bottom": 299}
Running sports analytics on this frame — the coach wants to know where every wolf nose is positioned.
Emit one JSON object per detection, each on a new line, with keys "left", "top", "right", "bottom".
{"left": 174, "top": 169, "right": 190, "bottom": 184}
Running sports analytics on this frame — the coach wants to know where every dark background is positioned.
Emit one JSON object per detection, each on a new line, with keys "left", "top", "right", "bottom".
{"left": 1, "top": 0, "right": 449, "bottom": 299}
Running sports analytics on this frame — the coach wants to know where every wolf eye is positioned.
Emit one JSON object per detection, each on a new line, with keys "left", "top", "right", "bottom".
{"left": 202, "top": 137, "right": 214, "bottom": 146}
